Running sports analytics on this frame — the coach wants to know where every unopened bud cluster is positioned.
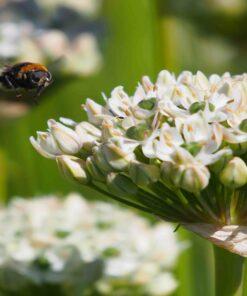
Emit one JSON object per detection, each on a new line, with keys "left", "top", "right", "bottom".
{"left": 31, "top": 70, "right": 247, "bottom": 226}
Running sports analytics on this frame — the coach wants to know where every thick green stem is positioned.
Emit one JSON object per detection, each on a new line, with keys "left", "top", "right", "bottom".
{"left": 214, "top": 245, "right": 244, "bottom": 296}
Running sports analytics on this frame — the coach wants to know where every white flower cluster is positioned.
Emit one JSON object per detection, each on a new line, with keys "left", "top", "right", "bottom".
{"left": 0, "top": 0, "right": 102, "bottom": 76}
{"left": 0, "top": 193, "right": 182, "bottom": 295}
{"left": 37, "top": 0, "right": 102, "bottom": 17}
{"left": 31, "top": 70, "right": 247, "bottom": 194}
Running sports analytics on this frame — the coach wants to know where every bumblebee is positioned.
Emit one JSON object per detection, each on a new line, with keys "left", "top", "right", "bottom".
{"left": 0, "top": 62, "right": 53, "bottom": 99}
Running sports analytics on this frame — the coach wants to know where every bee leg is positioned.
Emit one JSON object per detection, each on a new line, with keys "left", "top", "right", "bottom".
{"left": 32, "top": 92, "right": 42, "bottom": 105}
{"left": 31, "top": 85, "right": 45, "bottom": 105}
{"left": 36, "top": 85, "right": 45, "bottom": 97}
{"left": 2, "top": 74, "right": 16, "bottom": 89}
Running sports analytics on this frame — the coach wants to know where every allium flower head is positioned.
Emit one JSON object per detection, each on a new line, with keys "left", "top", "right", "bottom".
{"left": 31, "top": 70, "right": 247, "bottom": 256}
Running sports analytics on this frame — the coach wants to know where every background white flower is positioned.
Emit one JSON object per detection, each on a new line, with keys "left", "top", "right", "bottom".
{"left": 0, "top": 0, "right": 103, "bottom": 76}
{"left": 0, "top": 193, "right": 185, "bottom": 295}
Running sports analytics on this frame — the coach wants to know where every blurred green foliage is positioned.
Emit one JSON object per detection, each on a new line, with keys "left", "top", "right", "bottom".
{"left": 158, "top": 0, "right": 247, "bottom": 74}
{"left": 0, "top": 0, "right": 246, "bottom": 295}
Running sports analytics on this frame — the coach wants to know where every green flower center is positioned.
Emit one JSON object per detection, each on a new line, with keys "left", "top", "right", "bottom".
{"left": 181, "top": 142, "right": 202, "bottom": 156}
{"left": 126, "top": 123, "right": 151, "bottom": 140}
{"left": 102, "top": 247, "right": 120, "bottom": 258}
{"left": 138, "top": 98, "right": 156, "bottom": 110}
{"left": 239, "top": 119, "right": 247, "bottom": 133}
{"left": 189, "top": 102, "right": 206, "bottom": 114}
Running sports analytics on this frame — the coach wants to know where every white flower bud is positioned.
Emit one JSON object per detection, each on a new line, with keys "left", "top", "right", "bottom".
{"left": 48, "top": 120, "right": 82, "bottom": 154}
{"left": 107, "top": 173, "right": 138, "bottom": 198}
{"left": 142, "top": 76, "right": 154, "bottom": 93}
{"left": 194, "top": 71, "right": 209, "bottom": 91}
{"left": 101, "top": 139, "right": 137, "bottom": 171}
{"left": 220, "top": 157, "right": 247, "bottom": 188}
{"left": 75, "top": 121, "right": 101, "bottom": 139}
{"left": 157, "top": 70, "right": 176, "bottom": 86}
{"left": 209, "top": 152, "right": 232, "bottom": 174}
{"left": 30, "top": 132, "right": 62, "bottom": 159}
{"left": 56, "top": 155, "right": 90, "bottom": 185}
{"left": 177, "top": 71, "right": 193, "bottom": 85}
{"left": 161, "top": 161, "right": 210, "bottom": 193}
{"left": 75, "top": 121, "right": 101, "bottom": 151}
{"left": 107, "top": 86, "right": 130, "bottom": 118}
{"left": 129, "top": 161, "right": 160, "bottom": 186}
{"left": 83, "top": 99, "right": 110, "bottom": 126}
{"left": 160, "top": 147, "right": 210, "bottom": 193}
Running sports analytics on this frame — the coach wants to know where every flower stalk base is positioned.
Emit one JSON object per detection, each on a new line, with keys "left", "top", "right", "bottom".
{"left": 214, "top": 245, "right": 244, "bottom": 296}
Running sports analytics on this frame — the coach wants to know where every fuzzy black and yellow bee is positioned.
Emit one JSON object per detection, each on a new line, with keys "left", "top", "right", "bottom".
{"left": 0, "top": 62, "right": 53, "bottom": 100}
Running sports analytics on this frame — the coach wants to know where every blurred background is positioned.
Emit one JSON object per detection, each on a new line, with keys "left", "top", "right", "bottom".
{"left": 0, "top": 0, "right": 246, "bottom": 295}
